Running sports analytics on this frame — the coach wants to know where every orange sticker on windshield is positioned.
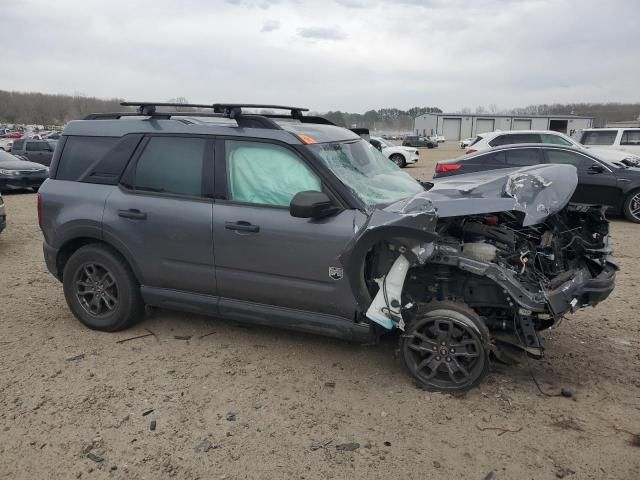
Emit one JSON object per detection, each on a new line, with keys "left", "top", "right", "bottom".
{"left": 298, "top": 134, "right": 317, "bottom": 144}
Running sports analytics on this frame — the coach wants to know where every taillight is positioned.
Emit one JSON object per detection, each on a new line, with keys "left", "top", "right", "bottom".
{"left": 435, "top": 163, "right": 462, "bottom": 173}
{"left": 37, "top": 192, "right": 43, "bottom": 229}
{"left": 465, "top": 149, "right": 477, "bottom": 154}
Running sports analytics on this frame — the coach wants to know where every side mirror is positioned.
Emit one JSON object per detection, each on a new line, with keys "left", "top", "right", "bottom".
{"left": 588, "top": 164, "right": 605, "bottom": 174}
{"left": 290, "top": 191, "right": 339, "bottom": 219}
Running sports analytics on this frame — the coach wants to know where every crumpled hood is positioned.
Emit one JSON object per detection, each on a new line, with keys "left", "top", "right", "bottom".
{"left": 385, "top": 164, "right": 578, "bottom": 226}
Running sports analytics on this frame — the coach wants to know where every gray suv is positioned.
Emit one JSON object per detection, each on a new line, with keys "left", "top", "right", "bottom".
{"left": 11, "top": 139, "right": 56, "bottom": 166}
{"left": 38, "top": 102, "right": 617, "bottom": 392}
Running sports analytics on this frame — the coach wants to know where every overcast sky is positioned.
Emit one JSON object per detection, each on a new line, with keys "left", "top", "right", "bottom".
{"left": 2, "top": 0, "right": 639, "bottom": 113}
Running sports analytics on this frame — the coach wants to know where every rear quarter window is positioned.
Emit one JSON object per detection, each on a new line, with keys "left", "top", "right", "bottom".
{"left": 490, "top": 133, "right": 541, "bottom": 147}
{"left": 55, "top": 136, "right": 122, "bottom": 181}
{"left": 12, "top": 140, "right": 24, "bottom": 150}
{"left": 621, "top": 130, "right": 640, "bottom": 146}
{"left": 469, "top": 135, "right": 483, "bottom": 146}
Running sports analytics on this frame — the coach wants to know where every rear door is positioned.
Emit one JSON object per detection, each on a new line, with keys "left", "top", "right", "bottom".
{"left": 543, "top": 149, "right": 620, "bottom": 207}
{"left": 103, "top": 135, "right": 216, "bottom": 296}
{"left": 211, "top": 138, "right": 359, "bottom": 319}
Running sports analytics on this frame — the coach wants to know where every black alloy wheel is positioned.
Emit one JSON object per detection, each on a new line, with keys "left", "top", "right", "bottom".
{"left": 74, "top": 262, "right": 119, "bottom": 317}
{"left": 63, "top": 244, "right": 144, "bottom": 331}
{"left": 401, "top": 301, "right": 490, "bottom": 392}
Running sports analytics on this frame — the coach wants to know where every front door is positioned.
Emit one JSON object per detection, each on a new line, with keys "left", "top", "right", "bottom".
{"left": 544, "top": 149, "right": 620, "bottom": 208}
{"left": 103, "top": 135, "right": 216, "bottom": 295}
{"left": 212, "top": 139, "right": 359, "bottom": 319}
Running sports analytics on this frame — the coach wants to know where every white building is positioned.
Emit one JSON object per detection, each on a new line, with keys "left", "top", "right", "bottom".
{"left": 414, "top": 113, "right": 593, "bottom": 141}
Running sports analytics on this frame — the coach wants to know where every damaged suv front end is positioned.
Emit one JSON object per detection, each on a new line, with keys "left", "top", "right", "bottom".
{"left": 314, "top": 149, "right": 617, "bottom": 391}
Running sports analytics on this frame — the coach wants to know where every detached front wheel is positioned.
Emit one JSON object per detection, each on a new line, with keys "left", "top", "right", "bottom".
{"left": 400, "top": 301, "right": 490, "bottom": 392}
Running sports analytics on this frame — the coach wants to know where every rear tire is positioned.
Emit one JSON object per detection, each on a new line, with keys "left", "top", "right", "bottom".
{"left": 390, "top": 153, "right": 406, "bottom": 168}
{"left": 62, "top": 244, "right": 144, "bottom": 331}
{"left": 400, "top": 301, "right": 490, "bottom": 392}
{"left": 623, "top": 190, "right": 640, "bottom": 223}
{"left": 427, "top": 143, "right": 435, "bottom": 149}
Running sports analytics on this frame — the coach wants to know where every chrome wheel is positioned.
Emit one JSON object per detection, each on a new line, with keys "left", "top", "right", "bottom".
{"left": 74, "top": 262, "right": 119, "bottom": 317}
{"left": 628, "top": 192, "right": 640, "bottom": 222}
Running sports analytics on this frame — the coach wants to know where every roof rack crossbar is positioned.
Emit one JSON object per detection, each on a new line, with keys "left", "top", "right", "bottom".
{"left": 83, "top": 102, "right": 330, "bottom": 128}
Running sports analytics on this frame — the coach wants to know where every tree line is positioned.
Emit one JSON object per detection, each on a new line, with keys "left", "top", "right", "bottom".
{"left": 0, "top": 90, "right": 126, "bottom": 126}
{"left": 0, "top": 89, "right": 638, "bottom": 130}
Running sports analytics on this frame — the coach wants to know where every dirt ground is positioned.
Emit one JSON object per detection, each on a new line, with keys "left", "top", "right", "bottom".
{"left": 1, "top": 142, "right": 639, "bottom": 480}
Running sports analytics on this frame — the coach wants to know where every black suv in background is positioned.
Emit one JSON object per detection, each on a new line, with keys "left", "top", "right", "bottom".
{"left": 402, "top": 135, "right": 437, "bottom": 149}
{"left": 11, "top": 139, "right": 56, "bottom": 166}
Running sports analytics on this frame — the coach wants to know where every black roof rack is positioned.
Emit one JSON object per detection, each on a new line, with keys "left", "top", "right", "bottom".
{"left": 83, "top": 101, "right": 333, "bottom": 128}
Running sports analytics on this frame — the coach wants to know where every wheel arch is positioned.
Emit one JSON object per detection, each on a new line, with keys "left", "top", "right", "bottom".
{"left": 56, "top": 235, "right": 143, "bottom": 283}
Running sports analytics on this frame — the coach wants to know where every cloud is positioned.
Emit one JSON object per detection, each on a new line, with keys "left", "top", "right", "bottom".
{"left": 297, "top": 26, "right": 348, "bottom": 41}
{"left": 335, "top": 0, "right": 369, "bottom": 8}
{"left": 261, "top": 19, "right": 280, "bottom": 32}
{"left": 225, "top": 0, "right": 280, "bottom": 8}
{"left": 0, "top": 0, "right": 638, "bottom": 113}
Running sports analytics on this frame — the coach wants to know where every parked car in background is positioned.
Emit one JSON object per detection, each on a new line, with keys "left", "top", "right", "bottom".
{"left": 0, "top": 140, "right": 12, "bottom": 152}
{"left": 0, "top": 192, "right": 6, "bottom": 233}
{"left": 46, "top": 131, "right": 62, "bottom": 140}
{"left": 0, "top": 150, "right": 49, "bottom": 192}
{"left": 460, "top": 137, "right": 475, "bottom": 148}
{"left": 5, "top": 131, "right": 23, "bottom": 139}
{"left": 434, "top": 143, "right": 640, "bottom": 222}
{"left": 465, "top": 129, "right": 640, "bottom": 166}
{"left": 369, "top": 136, "right": 419, "bottom": 168}
{"left": 402, "top": 135, "right": 437, "bottom": 149}
{"left": 10, "top": 139, "right": 56, "bottom": 166}
{"left": 578, "top": 128, "right": 640, "bottom": 155}
{"left": 430, "top": 134, "right": 445, "bottom": 143}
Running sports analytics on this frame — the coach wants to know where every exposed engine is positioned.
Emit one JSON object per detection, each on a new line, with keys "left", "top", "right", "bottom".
{"left": 365, "top": 206, "right": 616, "bottom": 363}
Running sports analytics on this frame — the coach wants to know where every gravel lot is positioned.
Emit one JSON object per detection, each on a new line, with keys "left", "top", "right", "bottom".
{"left": 1, "top": 142, "right": 639, "bottom": 479}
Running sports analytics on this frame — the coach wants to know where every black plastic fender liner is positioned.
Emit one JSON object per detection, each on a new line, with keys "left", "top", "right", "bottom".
{"left": 340, "top": 208, "right": 439, "bottom": 311}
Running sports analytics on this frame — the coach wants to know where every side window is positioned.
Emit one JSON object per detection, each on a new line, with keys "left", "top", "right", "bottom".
{"left": 370, "top": 139, "right": 382, "bottom": 150}
{"left": 580, "top": 130, "right": 616, "bottom": 145}
{"left": 56, "top": 136, "right": 119, "bottom": 181}
{"left": 12, "top": 140, "right": 24, "bottom": 150}
{"left": 134, "top": 137, "right": 207, "bottom": 196}
{"left": 506, "top": 148, "right": 541, "bottom": 166}
{"left": 621, "top": 130, "right": 640, "bottom": 146}
{"left": 26, "top": 142, "right": 39, "bottom": 151}
{"left": 540, "top": 134, "right": 572, "bottom": 146}
{"left": 546, "top": 150, "right": 594, "bottom": 168}
{"left": 479, "top": 151, "right": 506, "bottom": 165}
{"left": 488, "top": 135, "right": 506, "bottom": 147}
{"left": 226, "top": 140, "right": 321, "bottom": 207}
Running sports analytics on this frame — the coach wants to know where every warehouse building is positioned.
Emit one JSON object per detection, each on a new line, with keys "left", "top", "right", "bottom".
{"left": 414, "top": 113, "right": 593, "bottom": 141}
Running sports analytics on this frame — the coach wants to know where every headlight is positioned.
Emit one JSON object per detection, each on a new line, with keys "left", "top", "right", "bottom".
{"left": 0, "top": 169, "right": 18, "bottom": 176}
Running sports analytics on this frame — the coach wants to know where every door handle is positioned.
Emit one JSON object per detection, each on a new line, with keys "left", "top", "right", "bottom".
{"left": 118, "top": 209, "right": 147, "bottom": 220}
{"left": 225, "top": 221, "right": 259, "bottom": 233}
